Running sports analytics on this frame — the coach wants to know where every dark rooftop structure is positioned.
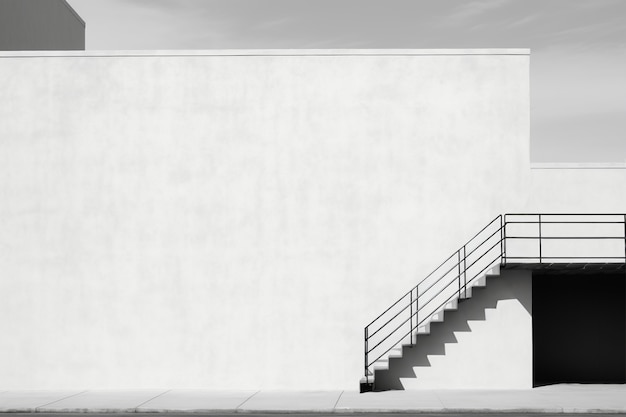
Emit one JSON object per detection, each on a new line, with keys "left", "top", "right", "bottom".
{"left": 0, "top": 0, "right": 85, "bottom": 50}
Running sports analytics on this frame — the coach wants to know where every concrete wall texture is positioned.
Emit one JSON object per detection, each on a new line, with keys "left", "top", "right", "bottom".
{"left": 0, "top": 48, "right": 560, "bottom": 390}
{"left": 0, "top": 0, "right": 85, "bottom": 51}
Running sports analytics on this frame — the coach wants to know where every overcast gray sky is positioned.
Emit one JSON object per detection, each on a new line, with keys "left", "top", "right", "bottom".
{"left": 67, "top": 0, "right": 626, "bottom": 163}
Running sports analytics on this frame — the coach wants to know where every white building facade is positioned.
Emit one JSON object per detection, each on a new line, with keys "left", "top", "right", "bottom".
{"left": 1, "top": 49, "right": 624, "bottom": 391}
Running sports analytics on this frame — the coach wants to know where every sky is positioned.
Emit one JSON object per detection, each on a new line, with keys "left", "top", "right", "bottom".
{"left": 67, "top": 0, "right": 626, "bottom": 163}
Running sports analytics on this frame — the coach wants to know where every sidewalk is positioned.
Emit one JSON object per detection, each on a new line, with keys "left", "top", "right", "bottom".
{"left": 1, "top": 385, "right": 626, "bottom": 413}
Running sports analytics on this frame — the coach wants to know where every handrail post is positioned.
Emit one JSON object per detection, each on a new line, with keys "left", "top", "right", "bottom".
{"left": 499, "top": 215, "right": 504, "bottom": 263}
{"left": 416, "top": 284, "right": 419, "bottom": 336}
{"left": 502, "top": 214, "right": 506, "bottom": 265}
{"left": 457, "top": 250, "right": 461, "bottom": 299}
{"left": 364, "top": 327, "right": 368, "bottom": 383}
{"left": 463, "top": 245, "right": 467, "bottom": 298}
{"left": 538, "top": 214, "right": 543, "bottom": 263}
{"left": 410, "top": 290, "right": 413, "bottom": 346}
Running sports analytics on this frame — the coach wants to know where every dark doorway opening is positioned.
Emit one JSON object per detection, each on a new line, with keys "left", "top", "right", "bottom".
{"left": 533, "top": 271, "right": 626, "bottom": 386}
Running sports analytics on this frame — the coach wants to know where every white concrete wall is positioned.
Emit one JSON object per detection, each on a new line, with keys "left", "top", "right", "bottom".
{"left": 0, "top": 49, "right": 530, "bottom": 390}
{"left": 514, "top": 166, "right": 626, "bottom": 262}
{"left": 527, "top": 166, "right": 626, "bottom": 212}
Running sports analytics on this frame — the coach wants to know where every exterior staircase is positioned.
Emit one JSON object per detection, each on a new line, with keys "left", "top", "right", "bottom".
{"left": 360, "top": 213, "right": 626, "bottom": 392}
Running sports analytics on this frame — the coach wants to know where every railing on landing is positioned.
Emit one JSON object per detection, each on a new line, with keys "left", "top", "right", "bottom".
{"left": 363, "top": 213, "right": 626, "bottom": 387}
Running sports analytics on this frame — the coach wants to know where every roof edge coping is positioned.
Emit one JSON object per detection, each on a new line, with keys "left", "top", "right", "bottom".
{"left": 0, "top": 48, "right": 530, "bottom": 58}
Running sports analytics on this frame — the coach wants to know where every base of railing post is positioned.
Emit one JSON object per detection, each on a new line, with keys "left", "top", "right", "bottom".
{"left": 360, "top": 381, "right": 374, "bottom": 393}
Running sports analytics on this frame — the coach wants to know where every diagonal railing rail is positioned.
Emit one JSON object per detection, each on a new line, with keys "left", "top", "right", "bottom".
{"left": 363, "top": 213, "right": 626, "bottom": 388}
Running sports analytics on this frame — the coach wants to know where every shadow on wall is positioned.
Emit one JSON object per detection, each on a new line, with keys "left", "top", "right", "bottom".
{"left": 374, "top": 271, "right": 532, "bottom": 391}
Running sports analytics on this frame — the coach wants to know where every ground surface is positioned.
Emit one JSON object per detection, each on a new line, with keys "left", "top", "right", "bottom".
{"left": 1, "top": 386, "right": 626, "bottom": 414}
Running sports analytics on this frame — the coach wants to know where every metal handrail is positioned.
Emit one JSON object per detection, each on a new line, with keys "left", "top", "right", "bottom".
{"left": 365, "top": 217, "right": 505, "bottom": 329}
{"left": 363, "top": 213, "right": 626, "bottom": 387}
{"left": 368, "top": 225, "right": 504, "bottom": 340}
{"left": 507, "top": 236, "right": 623, "bottom": 239}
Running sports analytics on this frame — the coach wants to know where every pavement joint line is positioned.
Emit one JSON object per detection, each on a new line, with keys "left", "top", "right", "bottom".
{"left": 431, "top": 391, "right": 445, "bottom": 409}
{"left": 35, "top": 390, "right": 88, "bottom": 412}
{"left": 235, "top": 390, "right": 260, "bottom": 411}
{"left": 133, "top": 389, "right": 171, "bottom": 411}
{"left": 333, "top": 390, "right": 345, "bottom": 410}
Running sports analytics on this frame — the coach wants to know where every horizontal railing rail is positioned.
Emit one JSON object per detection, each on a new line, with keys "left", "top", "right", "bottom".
{"left": 364, "top": 213, "right": 626, "bottom": 386}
